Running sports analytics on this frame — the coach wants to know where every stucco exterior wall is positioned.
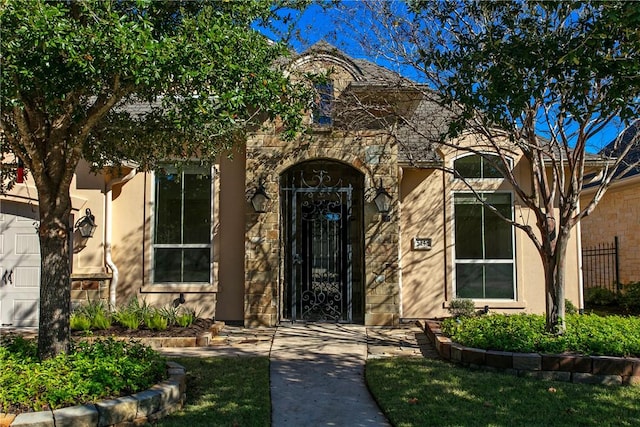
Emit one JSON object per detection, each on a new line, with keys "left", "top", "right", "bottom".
{"left": 110, "top": 153, "right": 248, "bottom": 320}
{"left": 580, "top": 177, "right": 640, "bottom": 284}
{"left": 399, "top": 137, "right": 583, "bottom": 318}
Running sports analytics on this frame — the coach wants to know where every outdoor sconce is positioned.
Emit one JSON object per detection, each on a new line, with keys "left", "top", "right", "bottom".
{"left": 250, "top": 180, "right": 270, "bottom": 213}
{"left": 75, "top": 208, "right": 97, "bottom": 238}
{"left": 373, "top": 179, "right": 392, "bottom": 222}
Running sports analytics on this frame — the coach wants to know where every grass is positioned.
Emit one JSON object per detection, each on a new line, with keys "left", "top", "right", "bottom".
{"left": 366, "top": 357, "right": 640, "bottom": 427}
{"left": 158, "top": 357, "right": 270, "bottom": 427}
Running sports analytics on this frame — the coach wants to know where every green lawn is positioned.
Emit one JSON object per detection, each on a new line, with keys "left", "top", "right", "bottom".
{"left": 158, "top": 357, "right": 270, "bottom": 427}
{"left": 366, "top": 357, "right": 640, "bottom": 427}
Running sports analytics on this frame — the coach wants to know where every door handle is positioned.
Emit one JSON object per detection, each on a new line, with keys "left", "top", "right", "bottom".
{"left": 2, "top": 270, "right": 13, "bottom": 286}
{"left": 293, "top": 254, "right": 303, "bottom": 265}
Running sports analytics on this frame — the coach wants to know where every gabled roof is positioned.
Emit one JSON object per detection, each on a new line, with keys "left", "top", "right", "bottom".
{"left": 297, "top": 42, "right": 444, "bottom": 166}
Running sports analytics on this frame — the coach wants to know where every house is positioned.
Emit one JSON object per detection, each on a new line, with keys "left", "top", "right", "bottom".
{"left": 0, "top": 42, "right": 584, "bottom": 327}
{"left": 580, "top": 121, "right": 640, "bottom": 289}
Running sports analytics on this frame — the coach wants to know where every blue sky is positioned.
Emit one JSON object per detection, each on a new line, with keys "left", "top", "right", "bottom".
{"left": 258, "top": 2, "right": 626, "bottom": 152}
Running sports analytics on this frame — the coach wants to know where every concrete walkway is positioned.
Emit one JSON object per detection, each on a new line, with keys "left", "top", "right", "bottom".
{"left": 270, "top": 324, "right": 389, "bottom": 427}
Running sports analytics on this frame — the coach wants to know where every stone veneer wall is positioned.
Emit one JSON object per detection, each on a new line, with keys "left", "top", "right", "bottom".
{"left": 244, "top": 127, "right": 400, "bottom": 326}
{"left": 424, "top": 321, "right": 640, "bottom": 386}
{"left": 70, "top": 273, "right": 112, "bottom": 309}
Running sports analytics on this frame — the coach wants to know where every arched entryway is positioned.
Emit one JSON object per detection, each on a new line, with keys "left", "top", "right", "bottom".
{"left": 280, "top": 160, "right": 364, "bottom": 323}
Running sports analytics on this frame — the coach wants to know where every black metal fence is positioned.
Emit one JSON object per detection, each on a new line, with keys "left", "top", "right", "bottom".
{"left": 582, "top": 236, "right": 620, "bottom": 293}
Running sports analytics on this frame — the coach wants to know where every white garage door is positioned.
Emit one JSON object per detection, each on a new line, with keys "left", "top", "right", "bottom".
{"left": 0, "top": 201, "right": 40, "bottom": 327}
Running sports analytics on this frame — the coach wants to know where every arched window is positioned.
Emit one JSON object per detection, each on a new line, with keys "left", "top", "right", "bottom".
{"left": 454, "top": 154, "right": 509, "bottom": 179}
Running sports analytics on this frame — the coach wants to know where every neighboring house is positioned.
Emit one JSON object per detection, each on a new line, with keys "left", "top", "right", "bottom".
{"left": 0, "top": 42, "right": 585, "bottom": 327}
{"left": 580, "top": 121, "right": 640, "bottom": 288}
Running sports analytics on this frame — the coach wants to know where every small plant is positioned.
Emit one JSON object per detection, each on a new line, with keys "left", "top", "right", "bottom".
{"left": 144, "top": 309, "right": 168, "bottom": 331}
{"left": 73, "top": 301, "right": 112, "bottom": 330}
{"left": 448, "top": 298, "right": 476, "bottom": 318}
{"left": 175, "top": 307, "right": 198, "bottom": 327}
{"left": 70, "top": 313, "right": 92, "bottom": 331}
{"left": 584, "top": 287, "right": 617, "bottom": 306}
{"left": 91, "top": 311, "right": 112, "bottom": 330}
{"left": 158, "top": 305, "right": 180, "bottom": 326}
{"left": 113, "top": 298, "right": 148, "bottom": 330}
{"left": 113, "top": 310, "right": 141, "bottom": 330}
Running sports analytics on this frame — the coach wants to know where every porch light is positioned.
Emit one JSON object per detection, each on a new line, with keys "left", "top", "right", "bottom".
{"left": 75, "top": 208, "right": 97, "bottom": 238}
{"left": 374, "top": 179, "right": 392, "bottom": 222}
{"left": 251, "top": 180, "right": 270, "bottom": 213}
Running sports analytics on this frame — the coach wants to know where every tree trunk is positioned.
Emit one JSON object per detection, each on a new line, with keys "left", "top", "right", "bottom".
{"left": 37, "top": 197, "right": 72, "bottom": 359}
{"left": 543, "top": 232, "right": 569, "bottom": 335}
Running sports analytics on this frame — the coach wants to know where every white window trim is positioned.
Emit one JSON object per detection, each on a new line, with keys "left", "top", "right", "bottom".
{"left": 451, "top": 190, "right": 517, "bottom": 301}
{"left": 143, "top": 165, "right": 219, "bottom": 293}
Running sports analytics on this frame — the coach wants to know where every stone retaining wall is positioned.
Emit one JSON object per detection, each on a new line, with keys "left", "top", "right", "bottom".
{"left": 423, "top": 320, "right": 640, "bottom": 386}
{"left": 2, "top": 362, "right": 186, "bottom": 427}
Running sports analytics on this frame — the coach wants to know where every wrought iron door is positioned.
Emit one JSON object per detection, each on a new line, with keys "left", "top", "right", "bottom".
{"left": 285, "top": 170, "right": 353, "bottom": 322}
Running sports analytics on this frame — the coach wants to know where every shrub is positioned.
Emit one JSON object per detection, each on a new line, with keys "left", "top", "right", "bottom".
{"left": 620, "top": 282, "right": 640, "bottom": 312}
{"left": 441, "top": 313, "right": 640, "bottom": 357}
{"left": 565, "top": 299, "right": 578, "bottom": 315}
{"left": 70, "top": 313, "right": 92, "bottom": 331}
{"left": 584, "top": 287, "right": 617, "bottom": 306}
{"left": 448, "top": 298, "right": 476, "bottom": 318}
{"left": 0, "top": 337, "right": 166, "bottom": 413}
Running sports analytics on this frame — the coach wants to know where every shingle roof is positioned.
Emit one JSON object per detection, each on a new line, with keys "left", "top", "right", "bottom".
{"left": 601, "top": 120, "right": 640, "bottom": 179}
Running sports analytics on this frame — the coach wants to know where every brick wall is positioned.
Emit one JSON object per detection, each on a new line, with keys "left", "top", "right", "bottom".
{"left": 581, "top": 181, "right": 640, "bottom": 284}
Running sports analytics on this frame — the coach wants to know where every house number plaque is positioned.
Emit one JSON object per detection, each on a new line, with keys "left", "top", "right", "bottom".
{"left": 412, "top": 237, "right": 432, "bottom": 251}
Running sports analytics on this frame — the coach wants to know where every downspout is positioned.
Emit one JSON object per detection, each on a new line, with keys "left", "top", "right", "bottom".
{"left": 106, "top": 167, "right": 138, "bottom": 308}
{"left": 576, "top": 199, "right": 585, "bottom": 313}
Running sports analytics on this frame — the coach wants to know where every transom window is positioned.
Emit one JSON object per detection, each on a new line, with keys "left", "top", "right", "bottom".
{"left": 454, "top": 154, "right": 507, "bottom": 179}
{"left": 153, "top": 167, "right": 212, "bottom": 284}
{"left": 454, "top": 192, "right": 515, "bottom": 299}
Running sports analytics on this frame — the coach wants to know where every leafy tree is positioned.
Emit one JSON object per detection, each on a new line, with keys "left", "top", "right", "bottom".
{"left": 338, "top": 0, "right": 640, "bottom": 333}
{"left": 1, "top": 0, "right": 310, "bottom": 358}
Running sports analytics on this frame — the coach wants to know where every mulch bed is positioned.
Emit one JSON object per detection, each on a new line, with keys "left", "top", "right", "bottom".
{"left": 71, "top": 318, "right": 215, "bottom": 338}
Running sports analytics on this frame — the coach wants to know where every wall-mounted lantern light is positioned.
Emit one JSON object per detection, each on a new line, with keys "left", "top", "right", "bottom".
{"left": 250, "top": 180, "right": 270, "bottom": 213}
{"left": 374, "top": 179, "right": 392, "bottom": 222}
{"left": 75, "top": 208, "right": 97, "bottom": 238}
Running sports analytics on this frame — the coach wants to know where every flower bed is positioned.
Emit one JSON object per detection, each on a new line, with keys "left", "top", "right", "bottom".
{"left": 1, "top": 362, "right": 186, "bottom": 426}
{"left": 423, "top": 320, "right": 640, "bottom": 386}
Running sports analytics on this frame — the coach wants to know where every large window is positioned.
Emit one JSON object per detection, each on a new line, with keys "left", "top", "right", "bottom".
{"left": 454, "top": 193, "right": 515, "bottom": 299}
{"left": 153, "top": 168, "right": 212, "bottom": 283}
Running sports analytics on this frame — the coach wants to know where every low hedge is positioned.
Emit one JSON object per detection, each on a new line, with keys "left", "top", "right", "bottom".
{"left": 0, "top": 336, "right": 167, "bottom": 413}
{"left": 441, "top": 313, "right": 640, "bottom": 357}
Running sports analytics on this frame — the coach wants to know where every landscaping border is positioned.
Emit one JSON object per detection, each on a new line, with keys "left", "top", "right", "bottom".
{"left": 1, "top": 362, "right": 186, "bottom": 427}
{"left": 422, "top": 320, "right": 640, "bottom": 386}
